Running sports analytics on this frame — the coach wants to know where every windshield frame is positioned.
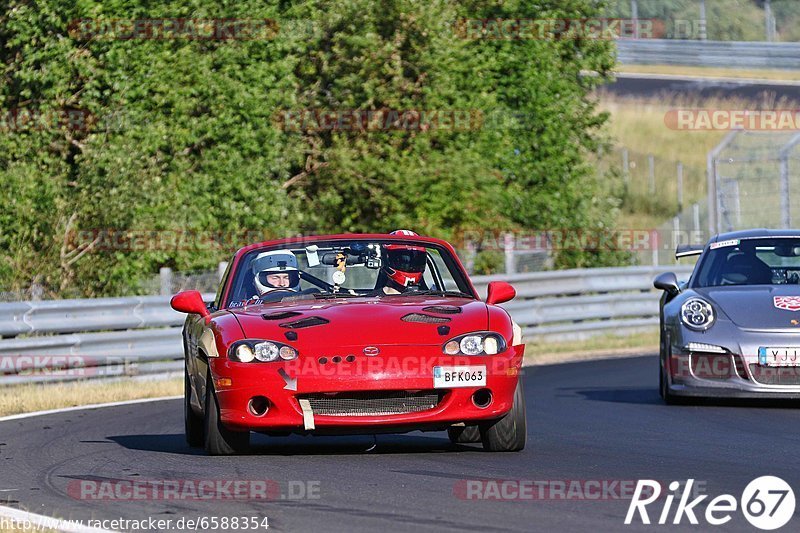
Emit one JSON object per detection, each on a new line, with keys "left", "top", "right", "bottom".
{"left": 690, "top": 236, "right": 800, "bottom": 289}
{"left": 220, "top": 236, "right": 476, "bottom": 308}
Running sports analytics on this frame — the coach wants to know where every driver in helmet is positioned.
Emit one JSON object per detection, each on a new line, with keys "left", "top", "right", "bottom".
{"left": 378, "top": 230, "right": 428, "bottom": 294}
{"left": 252, "top": 250, "right": 301, "bottom": 298}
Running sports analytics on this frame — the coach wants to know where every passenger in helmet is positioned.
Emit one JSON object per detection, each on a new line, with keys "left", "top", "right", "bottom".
{"left": 252, "top": 250, "right": 301, "bottom": 297}
{"left": 378, "top": 230, "right": 428, "bottom": 294}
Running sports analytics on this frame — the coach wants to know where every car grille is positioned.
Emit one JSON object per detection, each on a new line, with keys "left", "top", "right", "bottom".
{"left": 690, "top": 354, "right": 733, "bottom": 380}
{"left": 749, "top": 365, "right": 800, "bottom": 386}
{"left": 299, "top": 390, "right": 443, "bottom": 416}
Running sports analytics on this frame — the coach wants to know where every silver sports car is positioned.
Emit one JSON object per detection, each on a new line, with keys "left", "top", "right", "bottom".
{"left": 655, "top": 229, "right": 800, "bottom": 402}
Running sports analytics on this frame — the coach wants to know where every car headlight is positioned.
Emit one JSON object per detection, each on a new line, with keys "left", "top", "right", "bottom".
{"left": 229, "top": 340, "right": 299, "bottom": 362}
{"left": 254, "top": 341, "right": 279, "bottom": 362}
{"left": 681, "top": 298, "right": 715, "bottom": 330}
{"left": 443, "top": 332, "right": 507, "bottom": 355}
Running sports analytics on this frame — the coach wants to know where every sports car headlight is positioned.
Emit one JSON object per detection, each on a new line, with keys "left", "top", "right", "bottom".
{"left": 443, "top": 332, "right": 507, "bottom": 355}
{"left": 680, "top": 298, "right": 715, "bottom": 330}
{"left": 229, "top": 340, "right": 298, "bottom": 362}
{"left": 254, "top": 342, "right": 279, "bottom": 362}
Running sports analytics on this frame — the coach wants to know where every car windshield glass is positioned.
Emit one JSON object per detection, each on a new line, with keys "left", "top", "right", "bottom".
{"left": 693, "top": 238, "right": 800, "bottom": 288}
{"left": 224, "top": 239, "right": 472, "bottom": 307}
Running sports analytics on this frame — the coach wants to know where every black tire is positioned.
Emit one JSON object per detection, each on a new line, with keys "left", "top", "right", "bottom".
{"left": 184, "top": 367, "right": 204, "bottom": 447}
{"left": 660, "top": 359, "right": 688, "bottom": 405}
{"left": 447, "top": 424, "right": 481, "bottom": 444}
{"left": 204, "top": 374, "right": 250, "bottom": 455}
{"left": 479, "top": 379, "right": 527, "bottom": 452}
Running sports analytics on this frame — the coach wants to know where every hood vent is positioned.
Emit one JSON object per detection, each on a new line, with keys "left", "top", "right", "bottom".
{"left": 422, "top": 305, "right": 462, "bottom": 314}
{"left": 280, "top": 316, "right": 330, "bottom": 329}
{"left": 401, "top": 313, "right": 451, "bottom": 324}
{"left": 262, "top": 311, "right": 303, "bottom": 321}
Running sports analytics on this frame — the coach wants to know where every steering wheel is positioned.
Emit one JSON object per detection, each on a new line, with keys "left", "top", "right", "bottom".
{"left": 257, "top": 289, "right": 298, "bottom": 303}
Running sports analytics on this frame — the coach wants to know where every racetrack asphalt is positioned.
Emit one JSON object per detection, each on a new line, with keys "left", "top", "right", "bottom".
{"left": 2, "top": 355, "right": 800, "bottom": 532}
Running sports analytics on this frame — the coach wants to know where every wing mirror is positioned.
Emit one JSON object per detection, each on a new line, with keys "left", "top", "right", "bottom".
{"left": 653, "top": 272, "right": 680, "bottom": 296}
{"left": 486, "top": 281, "right": 516, "bottom": 305}
{"left": 170, "top": 290, "right": 210, "bottom": 319}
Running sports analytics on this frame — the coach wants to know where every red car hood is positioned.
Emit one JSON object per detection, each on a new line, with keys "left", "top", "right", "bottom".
{"left": 228, "top": 296, "right": 488, "bottom": 347}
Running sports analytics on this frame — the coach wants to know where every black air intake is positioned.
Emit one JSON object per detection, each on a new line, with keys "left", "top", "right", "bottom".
{"left": 422, "top": 305, "right": 462, "bottom": 314}
{"left": 280, "top": 316, "right": 330, "bottom": 329}
{"left": 401, "top": 313, "right": 451, "bottom": 324}
{"left": 262, "top": 311, "right": 302, "bottom": 320}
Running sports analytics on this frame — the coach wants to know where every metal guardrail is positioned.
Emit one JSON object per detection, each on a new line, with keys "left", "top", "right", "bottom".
{"left": 616, "top": 39, "right": 800, "bottom": 70}
{"left": 0, "top": 266, "right": 695, "bottom": 383}
{"left": 473, "top": 265, "right": 694, "bottom": 340}
{"left": 0, "top": 294, "right": 214, "bottom": 384}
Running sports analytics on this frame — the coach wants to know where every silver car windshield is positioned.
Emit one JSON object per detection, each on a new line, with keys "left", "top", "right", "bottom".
{"left": 693, "top": 238, "right": 800, "bottom": 288}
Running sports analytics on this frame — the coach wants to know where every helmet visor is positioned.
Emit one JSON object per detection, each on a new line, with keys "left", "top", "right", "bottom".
{"left": 386, "top": 249, "right": 427, "bottom": 273}
{"left": 257, "top": 270, "right": 300, "bottom": 289}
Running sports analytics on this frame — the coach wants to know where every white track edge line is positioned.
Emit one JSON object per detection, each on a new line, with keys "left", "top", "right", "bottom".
{"left": 0, "top": 504, "right": 117, "bottom": 533}
{"left": 0, "top": 396, "right": 181, "bottom": 423}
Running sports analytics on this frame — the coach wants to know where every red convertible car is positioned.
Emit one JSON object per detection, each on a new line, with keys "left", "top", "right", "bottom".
{"left": 171, "top": 232, "right": 525, "bottom": 455}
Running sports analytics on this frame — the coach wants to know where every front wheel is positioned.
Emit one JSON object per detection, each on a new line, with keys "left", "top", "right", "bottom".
{"left": 184, "top": 367, "right": 203, "bottom": 447}
{"left": 204, "top": 374, "right": 250, "bottom": 455}
{"left": 479, "top": 379, "right": 527, "bottom": 452}
{"left": 447, "top": 424, "right": 481, "bottom": 444}
{"left": 660, "top": 360, "right": 686, "bottom": 405}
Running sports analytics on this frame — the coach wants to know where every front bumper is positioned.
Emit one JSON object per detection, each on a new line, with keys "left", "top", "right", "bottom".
{"left": 667, "top": 348, "right": 800, "bottom": 399}
{"left": 210, "top": 345, "right": 524, "bottom": 432}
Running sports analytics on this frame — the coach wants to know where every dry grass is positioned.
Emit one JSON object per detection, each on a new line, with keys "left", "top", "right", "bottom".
{"left": 596, "top": 92, "right": 800, "bottom": 231}
{"left": 616, "top": 64, "right": 800, "bottom": 82}
{"left": 525, "top": 329, "right": 658, "bottom": 365}
{"left": 0, "top": 525, "right": 58, "bottom": 533}
{"left": 0, "top": 378, "right": 181, "bottom": 417}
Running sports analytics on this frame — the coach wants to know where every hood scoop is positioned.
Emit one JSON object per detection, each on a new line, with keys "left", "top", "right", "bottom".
{"left": 401, "top": 313, "right": 451, "bottom": 324}
{"left": 422, "top": 305, "right": 462, "bottom": 314}
{"left": 262, "top": 311, "right": 303, "bottom": 321}
{"left": 280, "top": 316, "right": 330, "bottom": 329}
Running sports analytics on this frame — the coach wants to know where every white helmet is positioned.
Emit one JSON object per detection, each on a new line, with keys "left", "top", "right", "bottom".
{"left": 252, "top": 250, "right": 301, "bottom": 295}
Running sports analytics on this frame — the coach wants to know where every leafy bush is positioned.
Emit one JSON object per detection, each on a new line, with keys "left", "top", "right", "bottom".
{"left": 0, "top": 0, "right": 621, "bottom": 297}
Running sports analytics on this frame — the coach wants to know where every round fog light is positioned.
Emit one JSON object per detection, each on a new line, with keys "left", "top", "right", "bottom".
{"left": 472, "top": 389, "right": 492, "bottom": 409}
{"left": 248, "top": 396, "right": 270, "bottom": 417}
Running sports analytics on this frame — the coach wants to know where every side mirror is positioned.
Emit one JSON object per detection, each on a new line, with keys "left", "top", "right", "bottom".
{"left": 653, "top": 272, "right": 680, "bottom": 296}
{"left": 486, "top": 281, "right": 516, "bottom": 305}
{"left": 170, "top": 290, "right": 210, "bottom": 319}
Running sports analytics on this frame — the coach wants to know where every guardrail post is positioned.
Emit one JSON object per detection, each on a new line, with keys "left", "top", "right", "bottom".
{"left": 622, "top": 149, "right": 629, "bottom": 185}
{"left": 676, "top": 162, "right": 684, "bottom": 211}
{"left": 698, "top": 0, "right": 707, "bottom": 40}
{"left": 504, "top": 233, "right": 515, "bottom": 275}
{"left": 630, "top": 0, "right": 639, "bottom": 40}
{"left": 160, "top": 267, "right": 173, "bottom": 296}
{"left": 30, "top": 283, "right": 43, "bottom": 301}
{"left": 648, "top": 154, "right": 655, "bottom": 194}
{"left": 765, "top": 0, "right": 775, "bottom": 42}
